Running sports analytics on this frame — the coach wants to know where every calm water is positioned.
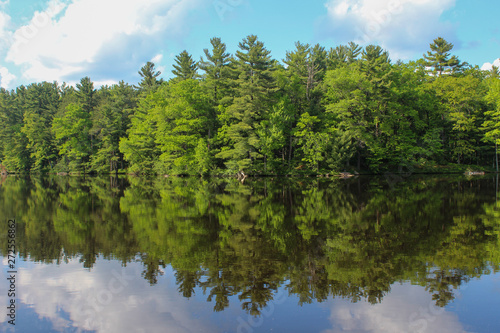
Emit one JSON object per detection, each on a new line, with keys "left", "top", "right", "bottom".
{"left": 1, "top": 174, "right": 500, "bottom": 333}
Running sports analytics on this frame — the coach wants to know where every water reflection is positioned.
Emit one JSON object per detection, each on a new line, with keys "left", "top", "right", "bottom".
{"left": 0, "top": 175, "right": 499, "bottom": 332}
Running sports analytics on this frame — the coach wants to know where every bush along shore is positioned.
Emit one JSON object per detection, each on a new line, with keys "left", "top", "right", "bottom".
{"left": 1, "top": 36, "right": 499, "bottom": 177}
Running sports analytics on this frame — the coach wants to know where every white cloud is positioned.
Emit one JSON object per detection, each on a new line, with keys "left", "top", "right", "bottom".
{"left": 321, "top": 0, "right": 457, "bottom": 60}
{"left": 3, "top": 258, "right": 220, "bottom": 333}
{"left": 5, "top": 0, "right": 205, "bottom": 84}
{"left": 151, "top": 53, "right": 164, "bottom": 64}
{"left": 321, "top": 283, "right": 469, "bottom": 333}
{"left": 0, "top": 66, "right": 15, "bottom": 88}
{"left": 0, "top": 10, "right": 11, "bottom": 49}
{"left": 481, "top": 58, "right": 500, "bottom": 71}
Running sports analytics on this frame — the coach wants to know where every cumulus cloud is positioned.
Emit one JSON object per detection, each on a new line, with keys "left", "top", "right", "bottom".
{"left": 321, "top": 283, "right": 469, "bottom": 333}
{"left": 5, "top": 0, "right": 207, "bottom": 84}
{"left": 3, "top": 258, "right": 220, "bottom": 333}
{"left": 0, "top": 66, "right": 15, "bottom": 88}
{"left": 320, "top": 0, "right": 458, "bottom": 60}
{"left": 481, "top": 58, "right": 500, "bottom": 71}
{"left": 0, "top": 10, "right": 11, "bottom": 49}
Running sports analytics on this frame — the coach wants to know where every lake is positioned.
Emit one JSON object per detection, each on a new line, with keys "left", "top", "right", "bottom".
{"left": 1, "top": 174, "right": 500, "bottom": 333}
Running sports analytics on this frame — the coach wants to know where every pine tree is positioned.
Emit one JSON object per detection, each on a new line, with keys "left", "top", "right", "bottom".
{"left": 0, "top": 86, "right": 32, "bottom": 171}
{"left": 199, "top": 37, "right": 232, "bottom": 105}
{"left": 136, "top": 61, "right": 163, "bottom": 93}
{"left": 91, "top": 82, "right": 137, "bottom": 173}
{"left": 283, "top": 41, "right": 310, "bottom": 112}
{"left": 119, "top": 88, "right": 161, "bottom": 174}
{"left": 76, "top": 77, "right": 96, "bottom": 113}
{"left": 21, "top": 82, "right": 60, "bottom": 171}
{"left": 172, "top": 50, "right": 198, "bottom": 81}
{"left": 215, "top": 35, "right": 276, "bottom": 173}
{"left": 423, "top": 37, "right": 463, "bottom": 76}
{"left": 482, "top": 78, "right": 500, "bottom": 172}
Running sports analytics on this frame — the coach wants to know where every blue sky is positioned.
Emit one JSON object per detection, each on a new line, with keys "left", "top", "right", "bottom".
{"left": 0, "top": 0, "right": 499, "bottom": 89}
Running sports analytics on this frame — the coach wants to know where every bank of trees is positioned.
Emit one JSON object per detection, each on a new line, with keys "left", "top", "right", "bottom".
{"left": 1, "top": 36, "right": 499, "bottom": 175}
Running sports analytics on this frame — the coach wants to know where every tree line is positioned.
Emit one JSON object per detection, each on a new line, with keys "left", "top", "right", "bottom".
{"left": 1, "top": 36, "right": 499, "bottom": 175}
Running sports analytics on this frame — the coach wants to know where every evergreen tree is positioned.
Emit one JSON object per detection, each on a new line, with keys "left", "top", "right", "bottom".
{"left": 360, "top": 45, "right": 394, "bottom": 168}
{"left": 482, "top": 78, "right": 500, "bottom": 172}
{"left": 432, "top": 76, "right": 486, "bottom": 164}
{"left": 324, "top": 64, "right": 371, "bottom": 170}
{"left": 423, "top": 37, "right": 463, "bottom": 76}
{"left": 21, "top": 82, "right": 60, "bottom": 171}
{"left": 91, "top": 82, "right": 137, "bottom": 173}
{"left": 76, "top": 76, "right": 97, "bottom": 113}
{"left": 0, "top": 86, "right": 31, "bottom": 171}
{"left": 199, "top": 37, "right": 232, "bottom": 105}
{"left": 136, "top": 61, "right": 163, "bottom": 93}
{"left": 119, "top": 89, "right": 161, "bottom": 174}
{"left": 215, "top": 35, "right": 276, "bottom": 173}
{"left": 172, "top": 50, "right": 198, "bottom": 81}
{"left": 283, "top": 41, "right": 311, "bottom": 113}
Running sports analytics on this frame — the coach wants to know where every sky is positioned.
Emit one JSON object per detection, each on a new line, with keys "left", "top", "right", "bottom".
{"left": 0, "top": 0, "right": 499, "bottom": 89}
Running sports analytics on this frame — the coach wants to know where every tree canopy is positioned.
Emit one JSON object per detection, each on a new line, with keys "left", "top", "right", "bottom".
{"left": 0, "top": 36, "right": 497, "bottom": 175}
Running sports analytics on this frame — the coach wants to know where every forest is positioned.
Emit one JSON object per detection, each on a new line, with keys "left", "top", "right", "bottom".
{"left": 0, "top": 36, "right": 499, "bottom": 175}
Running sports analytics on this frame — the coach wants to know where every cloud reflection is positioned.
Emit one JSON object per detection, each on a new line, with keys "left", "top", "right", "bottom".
{"left": 9, "top": 258, "right": 218, "bottom": 333}
{"left": 322, "top": 283, "right": 469, "bottom": 333}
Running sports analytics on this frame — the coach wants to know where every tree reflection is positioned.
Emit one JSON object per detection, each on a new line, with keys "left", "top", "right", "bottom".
{"left": 1, "top": 175, "right": 499, "bottom": 315}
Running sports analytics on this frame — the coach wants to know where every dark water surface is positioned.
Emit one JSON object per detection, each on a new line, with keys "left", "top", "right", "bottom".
{"left": 1, "top": 175, "right": 500, "bottom": 333}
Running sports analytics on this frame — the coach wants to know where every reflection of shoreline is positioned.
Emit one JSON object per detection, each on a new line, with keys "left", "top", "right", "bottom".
{"left": 0, "top": 176, "right": 499, "bottom": 315}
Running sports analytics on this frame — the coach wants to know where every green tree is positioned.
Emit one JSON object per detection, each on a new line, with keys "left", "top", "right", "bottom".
{"left": 154, "top": 80, "right": 213, "bottom": 174}
{"left": 52, "top": 103, "right": 92, "bottom": 172}
{"left": 0, "top": 87, "right": 31, "bottom": 171}
{"left": 199, "top": 37, "right": 233, "bottom": 106}
{"left": 432, "top": 76, "right": 486, "bottom": 164}
{"left": 294, "top": 112, "right": 329, "bottom": 172}
{"left": 216, "top": 35, "right": 276, "bottom": 173}
{"left": 482, "top": 78, "right": 500, "bottom": 172}
{"left": 172, "top": 50, "right": 198, "bottom": 81}
{"left": 91, "top": 82, "right": 137, "bottom": 173}
{"left": 324, "top": 63, "right": 371, "bottom": 170}
{"left": 76, "top": 76, "right": 97, "bottom": 113}
{"left": 423, "top": 37, "right": 463, "bottom": 76}
{"left": 119, "top": 88, "right": 161, "bottom": 174}
{"left": 21, "top": 82, "right": 60, "bottom": 171}
{"left": 136, "top": 61, "right": 163, "bottom": 93}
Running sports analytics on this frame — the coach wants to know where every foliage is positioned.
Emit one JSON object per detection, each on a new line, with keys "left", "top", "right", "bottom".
{"left": 0, "top": 36, "right": 497, "bottom": 174}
